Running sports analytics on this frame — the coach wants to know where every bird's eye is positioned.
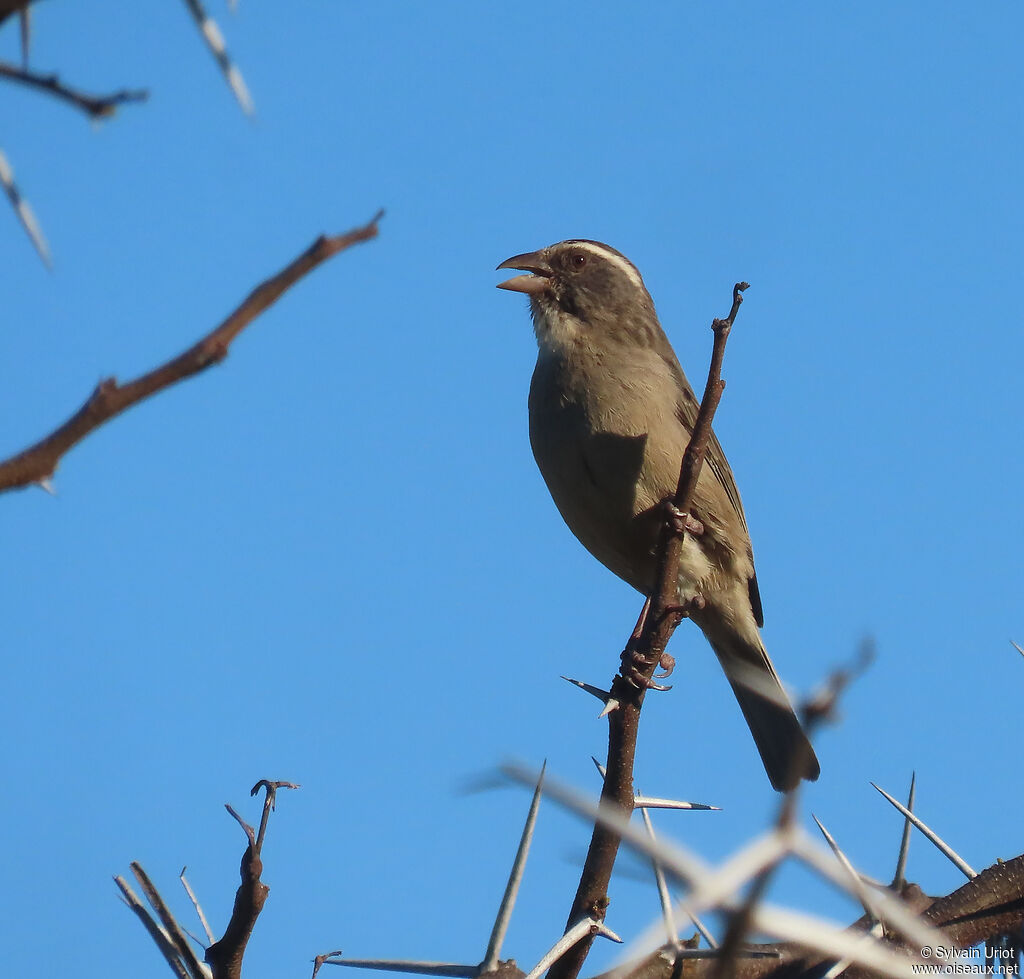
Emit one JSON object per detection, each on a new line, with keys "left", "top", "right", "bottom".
{"left": 571, "top": 252, "right": 587, "bottom": 269}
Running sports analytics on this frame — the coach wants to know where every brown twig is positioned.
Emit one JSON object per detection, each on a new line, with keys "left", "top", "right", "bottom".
{"left": 250, "top": 779, "right": 300, "bottom": 853}
{"left": 0, "top": 211, "right": 383, "bottom": 494}
{"left": 204, "top": 781, "right": 298, "bottom": 979}
{"left": 547, "top": 283, "right": 749, "bottom": 979}
{"left": 0, "top": 60, "right": 148, "bottom": 118}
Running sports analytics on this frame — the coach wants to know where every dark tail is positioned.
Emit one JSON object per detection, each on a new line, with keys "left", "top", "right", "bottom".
{"left": 706, "top": 628, "right": 820, "bottom": 792}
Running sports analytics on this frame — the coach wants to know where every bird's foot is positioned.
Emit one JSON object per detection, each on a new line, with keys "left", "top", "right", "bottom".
{"left": 662, "top": 500, "right": 704, "bottom": 537}
{"left": 619, "top": 646, "right": 673, "bottom": 691}
{"left": 655, "top": 651, "right": 676, "bottom": 679}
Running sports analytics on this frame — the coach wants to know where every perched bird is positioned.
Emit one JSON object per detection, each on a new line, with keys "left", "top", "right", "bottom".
{"left": 497, "top": 239, "right": 819, "bottom": 791}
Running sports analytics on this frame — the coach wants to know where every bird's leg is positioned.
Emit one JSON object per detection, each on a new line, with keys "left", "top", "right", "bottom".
{"left": 662, "top": 594, "right": 706, "bottom": 617}
{"left": 630, "top": 597, "right": 651, "bottom": 640}
{"left": 649, "top": 595, "right": 707, "bottom": 679}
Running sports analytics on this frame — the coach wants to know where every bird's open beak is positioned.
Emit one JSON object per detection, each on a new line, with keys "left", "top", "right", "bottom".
{"left": 496, "top": 251, "right": 553, "bottom": 295}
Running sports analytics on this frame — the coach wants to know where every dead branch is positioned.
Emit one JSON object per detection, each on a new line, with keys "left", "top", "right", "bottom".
{"left": 548, "top": 284, "right": 748, "bottom": 979}
{"left": 0, "top": 211, "right": 383, "bottom": 494}
{"left": 0, "top": 60, "right": 148, "bottom": 118}
{"left": 118, "top": 780, "right": 298, "bottom": 979}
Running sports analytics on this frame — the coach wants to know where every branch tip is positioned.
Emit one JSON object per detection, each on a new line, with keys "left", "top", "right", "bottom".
{"left": 0, "top": 217, "right": 381, "bottom": 493}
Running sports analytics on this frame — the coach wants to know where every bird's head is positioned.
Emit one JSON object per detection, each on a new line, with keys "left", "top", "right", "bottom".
{"left": 497, "top": 240, "right": 659, "bottom": 351}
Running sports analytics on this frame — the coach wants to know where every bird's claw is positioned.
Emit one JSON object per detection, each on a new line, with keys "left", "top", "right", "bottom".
{"left": 620, "top": 647, "right": 674, "bottom": 691}
{"left": 662, "top": 500, "right": 704, "bottom": 537}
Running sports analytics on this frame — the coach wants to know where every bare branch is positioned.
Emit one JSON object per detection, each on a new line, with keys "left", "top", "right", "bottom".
{"left": 0, "top": 59, "right": 147, "bottom": 118}
{"left": 0, "top": 211, "right": 383, "bottom": 493}
{"left": 205, "top": 781, "right": 297, "bottom": 979}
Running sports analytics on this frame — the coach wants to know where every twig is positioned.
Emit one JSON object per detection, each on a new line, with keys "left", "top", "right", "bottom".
{"left": 251, "top": 779, "right": 300, "bottom": 853}
{"left": 114, "top": 874, "right": 193, "bottom": 979}
{"left": 131, "top": 862, "right": 211, "bottom": 978}
{"left": 0, "top": 60, "right": 148, "bottom": 118}
{"left": 0, "top": 211, "right": 383, "bottom": 493}
{"left": 547, "top": 283, "right": 748, "bottom": 979}
{"left": 181, "top": 867, "right": 215, "bottom": 946}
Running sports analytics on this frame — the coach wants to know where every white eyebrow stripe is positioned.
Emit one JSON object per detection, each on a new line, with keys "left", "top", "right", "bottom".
{"left": 564, "top": 240, "right": 646, "bottom": 291}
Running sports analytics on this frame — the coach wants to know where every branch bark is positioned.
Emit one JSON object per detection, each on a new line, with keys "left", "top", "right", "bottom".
{"left": 117, "top": 780, "right": 298, "bottom": 979}
{"left": 548, "top": 283, "right": 749, "bottom": 979}
{"left": 0, "top": 60, "right": 148, "bottom": 118}
{"left": 0, "top": 211, "right": 383, "bottom": 494}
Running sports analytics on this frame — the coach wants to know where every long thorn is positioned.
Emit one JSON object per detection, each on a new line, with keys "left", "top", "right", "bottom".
{"left": 871, "top": 783, "right": 976, "bottom": 879}
{"left": 179, "top": 0, "right": 254, "bottom": 114}
{"left": 812, "top": 815, "right": 875, "bottom": 921}
{"left": 0, "top": 148, "right": 51, "bottom": 266}
{"left": 481, "top": 761, "right": 545, "bottom": 972}
{"left": 321, "top": 960, "right": 476, "bottom": 977}
{"left": 633, "top": 795, "right": 720, "bottom": 811}
{"left": 892, "top": 772, "right": 916, "bottom": 890}
{"left": 640, "top": 806, "right": 679, "bottom": 946}
{"left": 561, "top": 676, "right": 612, "bottom": 705}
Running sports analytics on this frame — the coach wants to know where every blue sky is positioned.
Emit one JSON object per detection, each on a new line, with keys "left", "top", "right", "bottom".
{"left": 3, "top": 3, "right": 1022, "bottom": 977}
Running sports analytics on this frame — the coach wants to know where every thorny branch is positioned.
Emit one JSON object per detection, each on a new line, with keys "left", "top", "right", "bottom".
{"left": 0, "top": 211, "right": 383, "bottom": 494}
{"left": 593, "top": 853, "right": 1024, "bottom": 979}
{"left": 548, "top": 283, "right": 749, "bottom": 979}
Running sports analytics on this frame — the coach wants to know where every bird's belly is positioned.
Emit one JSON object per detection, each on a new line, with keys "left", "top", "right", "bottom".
{"left": 529, "top": 408, "right": 713, "bottom": 599}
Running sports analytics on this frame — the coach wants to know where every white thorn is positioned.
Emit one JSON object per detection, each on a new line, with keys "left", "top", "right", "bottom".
{"left": 871, "top": 783, "right": 977, "bottom": 879}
